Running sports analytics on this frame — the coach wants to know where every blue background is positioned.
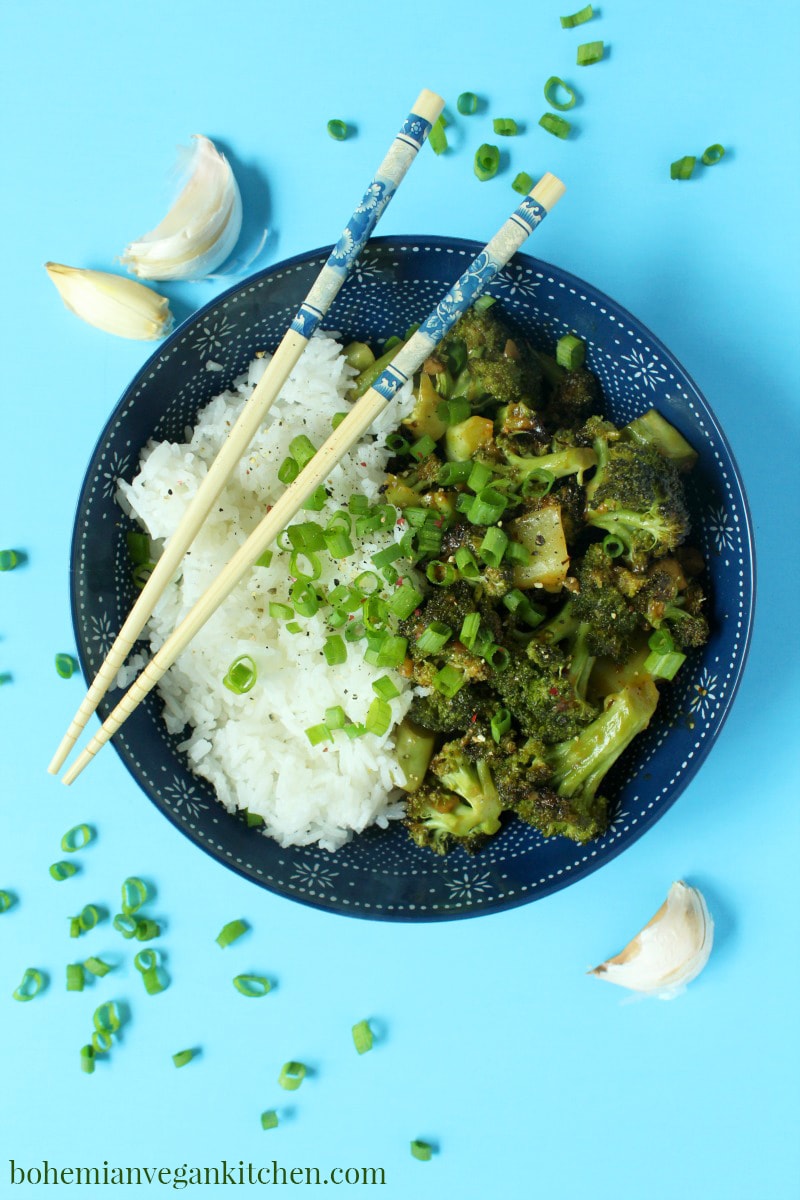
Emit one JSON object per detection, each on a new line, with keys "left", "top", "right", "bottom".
{"left": 2, "top": 1, "right": 798, "bottom": 1196}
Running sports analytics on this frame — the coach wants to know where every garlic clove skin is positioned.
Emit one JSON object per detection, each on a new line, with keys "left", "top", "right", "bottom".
{"left": 590, "top": 881, "right": 714, "bottom": 1000}
{"left": 45, "top": 263, "right": 173, "bottom": 341}
{"left": 121, "top": 134, "right": 242, "bottom": 281}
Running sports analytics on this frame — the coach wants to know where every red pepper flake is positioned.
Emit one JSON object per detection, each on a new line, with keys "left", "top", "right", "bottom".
{"left": 470, "top": 713, "right": 478, "bottom": 723}
{"left": 548, "top": 686, "right": 560, "bottom": 696}
{"left": 360, "top": 462, "right": 367, "bottom": 468}
{"left": 434, "top": 518, "right": 443, "bottom": 527}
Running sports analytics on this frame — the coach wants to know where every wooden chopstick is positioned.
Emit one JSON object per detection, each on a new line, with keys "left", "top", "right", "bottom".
{"left": 48, "top": 88, "right": 445, "bottom": 777}
{"left": 62, "top": 173, "right": 565, "bottom": 786}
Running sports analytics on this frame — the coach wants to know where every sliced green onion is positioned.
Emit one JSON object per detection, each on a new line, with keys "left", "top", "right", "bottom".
{"left": 305, "top": 723, "right": 332, "bottom": 746}
{"left": 134, "top": 919, "right": 161, "bottom": 941}
{"left": 457, "top": 91, "right": 478, "bottom": 115}
{"left": 343, "top": 722, "right": 366, "bottom": 739}
{"left": 539, "top": 113, "right": 571, "bottom": 139}
{"left": 290, "top": 549, "right": 323, "bottom": 582}
{"left": 426, "top": 560, "right": 458, "bottom": 586}
{"left": 278, "top": 1061, "right": 307, "bottom": 1091}
{"left": 474, "top": 295, "right": 496, "bottom": 312}
{"left": 13, "top": 968, "right": 44, "bottom": 1002}
{"left": 216, "top": 919, "right": 249, "bottom": 948}
{"left": 344, "top": 621, "right": 365, "bottom": 643}
{"left": 466, "top": 486, "right": 508, "bottom": 525}
{"left": 269, "top": 601, "right": 294, "bottom": 620}
{"left": 327, "top": 119, "right": 349, "bottom": 141}
{"left": 385, "top": 432, "right": 411, "bottom": 454}
{"left": 556, "top": 333, "right": 585, "bottom": 370}
{"left": 363, "top": 595, "right": 389, "bottom": 633}
{"left": 126, "top": 532, "right": 150, "bottom": 564}
{"left": 352, "top": 1019, "right": 374, "bottom": 1054}
{"left": 278, "top": 456, "right": 299, "bottom": 484}
{"left": 84, "top": 956, "right": 113, "bottom": 977}
{"left": 648, "top": 629, "right": 675, "bottom": 655}
{"left": 455, "top": 546, "right": 482, "bottom": 580}
{"left": 92, "top": 1030, "right": 113, "bottom": 1054}
{"left": 233, "top": 974, "right": 272, "bottom": 998}
{"left": 414, "top": 525, "right": 443, "bottom": 557}
{"left": 416, "top": 622, "right": 452, "bottom": 655}
{"left": 286, "top": 621, "right": 302, "bottom": 635}
{"left": 491, "top": 708, "right": 512, "bottom": 742}
{"left": 348, "top": 494, "right": 370, "bottom": 515}
{"left": 131, "top": 562, "right": 155, "bottom": 590}
{"left": 323, "top": 635, "right": 347, "bottom": 666}
{"left": 479, "top": 527, "right": 509, "bottom": 567}
{"left": 372, "top": 675, "right": 400, "bottom": 700}
{"left": 702, "top": 143, "right": 725, "bottom": 166}
{"left": 521, "top": 470, "right": 555, "bottom": 499}
{"left": 577, "top": 40, "right": 604, "bottom": 65}
{"left": 354, "top": 571, "right": 381, "bottom": 595}
{"left": 302, "top": 485, "right": 328, "bottom": 512}
{"left": 245, "top": 811, "right": 265, "bottom": 827}
{"left": 512, "top": 171, "right": 535, "bottom": 195}
{"left": 325, "top": 705, "right": 347, "bottom": 730}
{"left": 331, "top": 412, "right": 347, "bottom": 430}
{"left": 77, "top": 904, "right": 100, "bottom": 932}
{"left": 55, "top": 653, "right": 77, "bottom": 679}
{"left": 0, "top": 549, "right": 20, "bottom": 571}
{"left": 504, "top": 540, "right": 531, "bottom": 567}
{"left": 261, "top": 1110, "right": 279, "bottom": 1131}
{"left": 49, "top": 861, "right": 78, "bottom": 882}
{"left": 369, "top": 634, "right": 408, "bottom": 669}
{"left": 388, "top": 583, "right": 424, "bottom": 619}
{"left": 290, "top": 580, "right": 320, "bottom": 617}
{"left": 460, "top": 612, "right": 481, "bottom": 649}
{"left": 437, "top": 460, "right": 473, "bottom": 486}
{"left": 433, "top": 664, "right": 465, "bottom": 698}
{"left": 371, "top": 544, "right": 404, "bottom": 570}
{"left": 410, "top": 1141, "right": 433, "bottom": 1162}
{"left": 223, "top": 654, "right": 258, "bottom": 694}
{"left": 365, "top": 698, "right": 392, "bottom": 737}
{"left": 121, "top": 876, "right": 148, "bottom": 914}
{"left": 503, "top": 589, "right": 545, "bottom": 626}
{"left": 93, "top": 1001, "right": 122, "bottom": 1035}
{"left": 134, "top": 950, "right": 165, "bottom": 994}
{"left": 560, "top": 3, "right": 593, "bottom": 26}
{"left": 80, "top": 1045, "right": 95, "bottom": 1074}
{"left": 113, "top": 913, "right": 138, "bottom": 938}
{"left": 287, "top": 521, "right": 326, "bottom": 552}
{"left": 602, "top": 533, "right": 625, "bottom": 558}
{"left": 467, "top": 461, "right": 494, "bottom": 492}
{"left": 255, "top": 549, "right": 273, "bottom": 568}
{"left": 474, "top": 142, "right": 501, "bottom": 181}
{"left": 436, "top": 397, "right": 471, "bottom": 426}
{"left": 68, "top": 917, "right": 81, "bottom": 938}
{"left": 173, "top": 1049, "right": 196, "bottom": 1068}
{"left": 544, "top": 76, "right": 577, "bottom": 111}
{"left": 410, "top": 434, "right": 437, "bottom": 461}
{"left": 484, "top": 644, "right": 510, "bottom": 671}
{"left": 644, "top": 649, "right": 686, "bottom": 681}
{"left": 66, "top": 963, "right": 84, "bottom": 992}
{"left": 428, "top": 114, "right": 448, "bottom": 155}
{"left": 671, "top": 155, "right": 697, "bottom": 180}
{"left": 0, "top": 890, "right": 17, "bottom": 913}
{"left": 289, "top": 434, "right": 316, "bottom": 467}
{"left": 60, "top": 823, "right": 95, "bottom": 853}
{"left": 493, "top": 118, "right": 519, "bottom": 136}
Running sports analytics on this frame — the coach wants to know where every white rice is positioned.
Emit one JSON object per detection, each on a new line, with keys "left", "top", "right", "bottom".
{"left": 116, "top": 333, "right": 419, "bottom": 851}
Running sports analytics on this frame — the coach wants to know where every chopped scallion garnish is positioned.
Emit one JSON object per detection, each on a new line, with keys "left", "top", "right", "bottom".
{"left": 305, "top": 723, "right": 332, "bottom": 746}
{"left": 13, "top": 968, "right": 45, "bottom": 1002}
{"left": 55, "top": 653, "right": 78, "bottom": 679}
{"left": 0, "top": 890, "right": 17, "bottom": 913}
{"left": 428, "top": 115, "right": 448, "bottom": 155}
{"left": 671, "top": 155, "right": 697, "bottom": 180}
{"left": 261, "top": 1110, "right": 279, "bottom": 1131}
{"left": 327, "top": 119, "right": 349, "bottom": 141}
{"left": 278, "top": 456, "right": 299, "bottom": 484}
{"left": 216, "top": 919, "right": 249, "bottom": 948}
{"left": 323, "top": 635, "right": 347, "bottom": 666}
{"left": 410, "top": 1140, "right": 434, "bottom": 1161}
{"left": 577, "top": 39, "right": 604, "bottom": 65}
{"left": 60, "top": 823, "right": 95, "bottom": 853}
{"left": 602, "top": 534, "right": 625, "bottom": 558}
{"left": 134, "top": 949, "right": 165, "bottom": 994}
{"left": 66, "top": 963, "right": 84, "bottom": 992}
{"left": 134, "top": 919, "right": 160, "bottom": 941}
{"left": 84, "top": 956, "right": 113, "bottom": 977}
{"left": 352, "top": 1019, "right": 374, "bottom": 1054}
{"left": 433, "top": 665, "right": 465, "bottom": 698}
{"left": 454, "top": 547, "right": 482, "bottom": 580}
{"left": 416, "top": 622, "right": 452, "bottom": 655}
{"left": 372, "top": 675, "right": 400, "bottom": 700}
{"left": 474, "top": 143, "right": 501, "bottom": 181}
{"left": 466, "top": 486, "right": 507, "bottom": 525}
{"left": 172, "top": 1049, "right": 196, "bottom": 1068}
{"left": 426, "top": 560, "right": 458, "bottom": 587}
{"left": 457, "top": 92, "right": 478, "bottom": 115}
{"left": 49, "top": 861, "right": 78, "bottom": 882}
{"left": 387, "top": 583, "right": 424, "bottom": 619}
{"left": 702, "top": 144, "right": 725, "bottom": 165}
{"left": 539, "top": 113, "right": 571, "bottom": 139}
{"left": 289, "top": 435, "right": 316, "bottom": 467}
{"left": 544, "top": 76, "right": 578, "bottom": 111}
{"left": 365, "top": 698, "right": 392, "bottom": 737}
{"left": 121, "top": 876, "right": 148, "bottom": 914}
{"left": 556, "top": 333, "right": 585, "bottom": 369}
{"left": 493, "top": 118, "right": 519, "bottom": 136}
{"left": 512, "top": 171, "right": 535, "bottom": 195}
{"left": 0, "top": 549, "right": 20, "bottom": 571}
{"left": 491, "top": 708, "right": 512, "bottom": 742}
{"left": 113, "top": 913, "right": 138, "bottom": 938}
{"left": 223, "top": 655, "right": 258, "bottom": 694}
{"left": 80, "top": 1044, "right": 95, "bottom": 1074}
{"left": 460, "top": 612, "right": 481, "bottom": 649}
{"left": 278, "top": 1061, "right": 307, "bottom": 1091}
{"left": 560, "top": 3, "right": 593, "bottom": 26}
{"left": 479, "top": 527, "right": 509, "bottom": 567}
{"left": 233, "top": 974, "right": 272, "bottom": 998}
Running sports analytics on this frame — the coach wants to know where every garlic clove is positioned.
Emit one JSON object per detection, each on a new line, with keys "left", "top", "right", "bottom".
{"left": 589, "top": 880, "right": 714, "bottom": 999}
{"left": 44, "top": 263, "right": 173, "bottom": 340}
{"left": 121, "top": 134, "right": 242, "bottom": 281}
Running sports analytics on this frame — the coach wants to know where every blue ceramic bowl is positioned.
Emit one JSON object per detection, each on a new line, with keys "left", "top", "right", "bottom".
{"left": 71, "top": 238, "right": 755, "bottom": 920}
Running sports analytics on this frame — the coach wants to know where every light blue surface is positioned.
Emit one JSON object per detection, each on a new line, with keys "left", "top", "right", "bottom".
{"left": 1, "top": 1, "right": 798, "bottom": 1196}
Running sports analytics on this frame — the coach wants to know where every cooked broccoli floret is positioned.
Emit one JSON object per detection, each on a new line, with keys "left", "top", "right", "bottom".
{"left": 571, "top": 542, "right": 646, "bottom": 660}
{"left": 409, "top": 684, "right": 494, "bottom": 733}
{"left": 632, "top": 559, "right": 710, "bottom": 650}
{"left": 492, "top": 641, "right": 599, "bottom": 744}
{"left": 404, "top": 741, "right": 503, "bottom": 854}
{"left": 469, "top": 355, "right": 543, "bottom": 409}
{"left": 493, "top": 443, "right": 598, "bottom": 488}
{"left": 584, "top": 435, "right": 691, "bottom": 569}
{"left": 546, "top": 366, "right": 603, "bottom": 428}
{"left": 437, "top": 524, "right": 514, "bottom": 599}
{"left": 500, "top": 678, "right": 660, "bottom": 842}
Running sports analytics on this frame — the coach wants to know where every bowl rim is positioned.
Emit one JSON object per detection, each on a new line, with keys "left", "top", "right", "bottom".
{"left": 69, "top": 235, "right": 757, "bottom": 920}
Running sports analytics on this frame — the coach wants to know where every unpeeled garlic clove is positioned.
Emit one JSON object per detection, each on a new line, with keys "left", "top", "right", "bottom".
{"left": 121, "top": 134, "right": 242, "bottom": 281}
{"left": 589, "top": 880, "right": 713, "bottom": 999}
{"left": 44, "top": 263, "right": 173, "bottom": 340}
